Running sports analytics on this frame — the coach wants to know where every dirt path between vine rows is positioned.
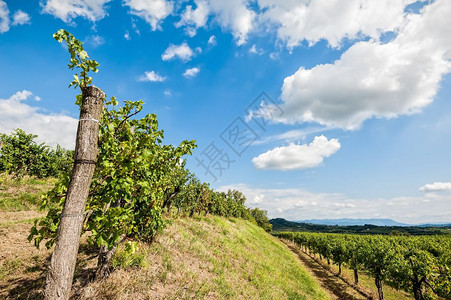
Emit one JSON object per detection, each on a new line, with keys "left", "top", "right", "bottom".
{"left": 282, "top": 240, "right": 371, "bottom": 300}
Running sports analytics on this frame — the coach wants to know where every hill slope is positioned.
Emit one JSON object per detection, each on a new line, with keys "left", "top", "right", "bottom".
{"left": 0, "top": 177, "right": 328, "bottom": 299}
{"left": 78, "top": 216, "right": 329, "bottom": 299}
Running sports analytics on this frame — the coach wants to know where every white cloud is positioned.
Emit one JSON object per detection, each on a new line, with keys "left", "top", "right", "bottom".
{"left": 124, "top": 0, "right": 172, "bottom": 30}
{"left": 85, "top": 34, "right": 105, "bottom": 47}
{"left": 131, "top": 19, "right": 140, "bottom": 35}
{"left": 252, "top": 135, "right": 340, "bottom": 170}
{"left": 258, "top": 0, "right": 419, "bottom": 49}
{"left": 162, "top": 43, "right": 194, "bottom": 62}
{"left": 0, "top": 3, "right": 31, "bottom": 33}
{"left": 208, "top": 35, "right": 216, "bottom": 46}
{"left": 10, "top": 90, "right": 32, "bottom": 101}
{"left": 264, "top": 0, "right": 451, "bottom": 130}
{"left": 138, "top": 70, "right": 166, "bottom": 82}
{"left": 176, "top": 0, "right": 209, "bottom": 36}
{"left": 0, "top": 90, "right": 77, "bottom": 149}
{"left": 249, "top": 44, "right": 263, "bottom": 55}
{"left": 164, "top": 89, "right": 171, "bottom": 97}
{"left": 217, "top": 183, "right": 451, "bottom": 224}
{"left": 124, "top": 31, "right": 130, "bottom": 40}
{"left": 183, "top": 67, "right": 200, "bottom": 78}
{"left": 42, "top": 0, "right": 111, "bottom": 22}
{"left": 269, "top": 52, "right": 280, "bottom": 60}
{"left": 208, "top": 0, "right": 255, "bottom": 45}
{"left": 175, "top": 0, "right": 255, "bottom": 45}
{"left": 0, "top": 0, "right": 9, "bottom": 33}
{"left": 419, "top": 182, "right": 451, "bottom": 192}
{"left": 12, "top": 10, "right": 30, "bottom": 26}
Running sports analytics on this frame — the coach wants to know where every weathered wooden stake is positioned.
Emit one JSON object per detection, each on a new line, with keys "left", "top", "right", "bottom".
{"left": 44, "top": 86, "right": 104, "bottom": 300}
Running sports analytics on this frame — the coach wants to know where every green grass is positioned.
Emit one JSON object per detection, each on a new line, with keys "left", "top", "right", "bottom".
{"left": 0, "top": 176, "right": 56, "bottom": 211}
{"left": 81, "top": 215, "right": 329, "bottom": 299}
{"left": 0, "top": 177, "right": 328, "bottom": 299}
{"left": 0, "top": 216, "right": 41, "bottom": 228}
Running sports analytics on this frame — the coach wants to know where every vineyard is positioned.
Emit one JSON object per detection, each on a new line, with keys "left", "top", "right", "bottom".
{"left": 0, "top": 30, "right": 273, "bottom": 298}
{"left": 276, "top": 231, "right": 451, "bottom": 300}
{"left": 1, "top": 28, "right": 451, "bottom": 300}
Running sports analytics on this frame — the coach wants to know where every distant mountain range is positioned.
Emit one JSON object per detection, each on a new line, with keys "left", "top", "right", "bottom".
{"left": 296, "top": 218, "right": 408, "bottom": 226}
{"left": 295, "top": 218, "right": 451, "bottom": 227}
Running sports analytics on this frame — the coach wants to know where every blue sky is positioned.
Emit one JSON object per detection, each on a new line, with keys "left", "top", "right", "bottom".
{"left": 1, "top": 0, "right": 450, "bottom": 224}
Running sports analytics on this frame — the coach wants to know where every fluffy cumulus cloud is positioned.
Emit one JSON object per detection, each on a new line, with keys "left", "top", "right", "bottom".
{"left": 0, "top": 0, "right": 9, "bottom": 33}
{"left": 0, "top": 91, "right": 77, "bottom": 149}
{"left": 42, "top": 0, "right": 111, "bottom": 22}
{"left": 0, "top": 2, "right": 31, "bottom": 33}
{"left": 183, "top": 67, "right": 200, "bottom": 78}
{"left": 124, "top": 0, "right": 172, "bottom": 30}
{"left": 258, "top": 0, "right": 419, "bottom": 49}
{"left": 162, "top": 42, "right": 194, "bottom": 61}
{"left": 12, "top": 10, "right": 30, "bottom": 26}
{"left": 175, "top": 0, "right": 255, "bottom": 45}
{"left": 419, "top": 182, "right": 451, "bottom": 192}
{"left": 263, "top": 0, "right": 451, "bottom": 130}
{"left": 207, "top": 0, "right": 255, "bottom": 45}
{"left": 253, "top": 135, "right": 340, "bottom": 170}
{"left": 218, "top": 183, "right": 451, "bottom": 224}
{"left": 139, "top": 70, "right": 166, "bottom": 82}
{"left": 176, "top": 0, "right": 209, "bottom": 37}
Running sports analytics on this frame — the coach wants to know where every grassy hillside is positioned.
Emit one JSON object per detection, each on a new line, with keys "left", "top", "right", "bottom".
{"left": 77, "top": 216, "right": 329, "bottom": 299}
{"left": 0, "top": 178, "right": 329, "bottom": 299}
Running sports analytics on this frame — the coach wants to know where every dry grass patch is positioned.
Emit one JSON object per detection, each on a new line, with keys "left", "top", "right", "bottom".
{"left": 0, "top": 210, "right": 50, "bottom": 299}
{"left": 0, "top": 210, "right": 99, "bottom": 299}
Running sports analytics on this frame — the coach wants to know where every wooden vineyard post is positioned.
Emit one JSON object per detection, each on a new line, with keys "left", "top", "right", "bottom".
{"left": 44, "top": 86, "right": 104, "bottom": 299}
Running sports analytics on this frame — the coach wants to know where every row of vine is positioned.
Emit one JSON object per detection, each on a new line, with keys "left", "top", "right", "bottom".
{"left": 276, "top": 231, "right": 451, "bottom": 300}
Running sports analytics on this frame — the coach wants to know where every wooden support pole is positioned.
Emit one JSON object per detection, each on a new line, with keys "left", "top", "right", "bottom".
{"left": 44, "top": 86, "right": 104, "bottom": 300}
